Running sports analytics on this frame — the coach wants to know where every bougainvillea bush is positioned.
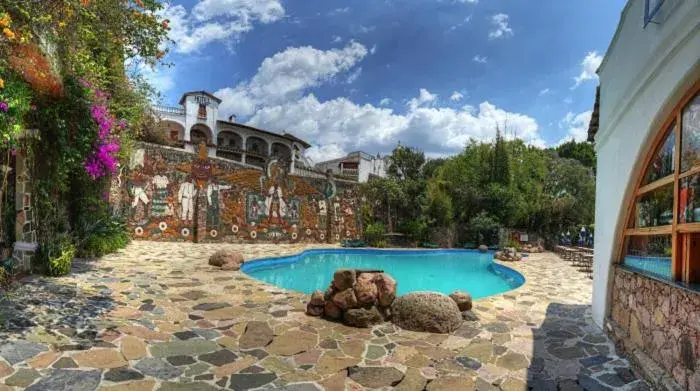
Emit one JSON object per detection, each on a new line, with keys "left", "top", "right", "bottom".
{"left": 0, "top": 0, "right": 170, "bottom": 275}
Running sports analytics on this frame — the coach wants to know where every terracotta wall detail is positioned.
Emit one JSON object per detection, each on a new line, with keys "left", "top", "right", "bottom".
{"left": 118, "top": 142, "right": 362, "bottom": 243}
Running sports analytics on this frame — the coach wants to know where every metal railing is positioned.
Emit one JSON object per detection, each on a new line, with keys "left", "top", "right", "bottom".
{"left": 153, "top": 105, "right": 185, "bottom": 116}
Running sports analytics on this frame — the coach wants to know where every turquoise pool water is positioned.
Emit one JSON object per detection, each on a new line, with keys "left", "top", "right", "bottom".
{"left": 623, "top": 256, "right": 672, "bottom": 281}
{"left": 242, "top": 249, "right": 525, "bottom": 298}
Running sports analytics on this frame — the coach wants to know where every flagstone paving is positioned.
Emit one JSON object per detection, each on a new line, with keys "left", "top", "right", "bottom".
{"left": 0, "top": 241, "right": 649, "bottom": 390}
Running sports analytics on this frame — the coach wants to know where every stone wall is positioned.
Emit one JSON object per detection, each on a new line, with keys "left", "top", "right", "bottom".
{"left": 115, "top": 142, "right": 362, "bottom": 244}
{"left": 608, "top": 267, "right": 700, "bottom": 390}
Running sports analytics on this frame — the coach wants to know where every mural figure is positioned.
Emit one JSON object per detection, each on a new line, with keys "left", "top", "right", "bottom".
{"left": 288, "top": 199, "right": 300, "bottom": 222}
{"left": 178, "top": 179, "right": 196, "bottom": 222}
{"left": 318, "top": 199, "right": 328, "bottom": 228}
{"left": 151, "top": 174, "right": 169, "bottom": 217}
{"left": 207, "top": 181, "right": 232, "bottom": 227}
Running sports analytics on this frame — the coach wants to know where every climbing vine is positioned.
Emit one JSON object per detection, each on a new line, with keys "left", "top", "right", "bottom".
{"left": 0, "top": 0, "right": 170, "bottom": 274}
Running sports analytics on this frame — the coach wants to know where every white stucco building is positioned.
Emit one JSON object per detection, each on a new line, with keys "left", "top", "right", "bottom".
{"left": 591, "top": 0, "right": 699, "bottom": 388}
{"left": 314, "top": 151, "right": 388, "bottom": 182}
{"left": 154, "top": 91, "right": 312, "bottom": 173}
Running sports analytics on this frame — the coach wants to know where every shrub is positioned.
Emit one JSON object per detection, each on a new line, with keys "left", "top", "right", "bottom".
{"left": 399, "top": 219, "right": 428, "bottom": 243}
{"left": 364, "top": 222, "right": 386, "bottom": 247}
{"left": 373, "top": 239, "right": 388, "bottom": 248}
{"left": 36, "top": 234, "right": 76, "bottom": 277}
{"left": 81, "top": 231, "right": 129, "bottom": 258}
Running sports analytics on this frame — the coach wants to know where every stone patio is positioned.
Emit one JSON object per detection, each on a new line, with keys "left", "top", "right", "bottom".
{"left": 0, "top": 241, "right": 649, "bottom": 390}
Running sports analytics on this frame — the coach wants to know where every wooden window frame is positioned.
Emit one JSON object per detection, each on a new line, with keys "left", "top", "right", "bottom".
{"left": 618, "top": 80, "right": 700, "bottom": 284}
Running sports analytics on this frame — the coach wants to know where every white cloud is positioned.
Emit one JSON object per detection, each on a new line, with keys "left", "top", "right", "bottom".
{"left": 328, "top": 7, "right": 350, "bottom": 16}
{"left": 558, "top": 110, "right": 592, "bottom": 143}
{"left": 455, "top": 0, "right": 478, "bottom": 3}
{"left": 160, "top": 0, "right": 284, "bottom": 54}
{"left": 473, "top": 55, "right": 487, "bottom": 64}
{"left": 215, "top": 42, "right": 368, "bottom": 117}
{"left": 450, "top": 91, "right": 464, "bottom": 102}
{"left": 488, "top": 13, "right": 513, "bottom": 39}
{"left": 305, "top": 144, "right": 347, "bottom": 164}
{"left": 358, "top": 25, "right": 376, "bottom": 34}
{"left": 248, "top": 95, "right": 544, "bottom": 157}
{"left": 573, "top": 51, "right": 602, "bottom": 88}
{"left": 211, "top": 43, "right": 545, "bottom": 159}
{"left": 407, "top": 89, "right": 438, "bottom": 110}
{"left": 346, "top": 67, "right": 362, "bottom": 84}
{"left": 370, "top": 45, "right": 377, "bottom": 55}
{"left": 332, "top": 35, "right": 343, "bottom": 43}
{"left": 539, "top": 88, "right": 551, "bottom": 96}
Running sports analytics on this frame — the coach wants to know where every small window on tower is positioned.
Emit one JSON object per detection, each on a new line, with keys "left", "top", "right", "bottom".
{"left": 198, "top": 104, "right": 207, "bottom": 119}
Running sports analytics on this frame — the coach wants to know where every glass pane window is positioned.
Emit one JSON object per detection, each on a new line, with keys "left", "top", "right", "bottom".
{"left": 623, "top": 235, "right": 672, "bottom": 280}
{"left": 681, "top": 93, "right": 700, "bottom": 172}
{"left": 635, "top": 184, "right": 674, "bottom": 228}
{"left": 643, "top": 125, "right": 675, "bottom": 185}
{"left": 680, "top": 174, "right": 700, "bottom": 223}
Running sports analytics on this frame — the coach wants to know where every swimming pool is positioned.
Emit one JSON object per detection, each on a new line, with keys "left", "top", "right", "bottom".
{"left": 242, "top": 249, "right": 525, "bottom": 298}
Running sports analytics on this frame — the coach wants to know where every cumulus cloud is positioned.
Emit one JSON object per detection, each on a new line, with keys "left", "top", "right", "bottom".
{"left": 211, "top": 44, "right": 545, "bottom": 159}
{"left": 331, "top": 35, "right": 343, "bottom": 43}
{"left": 558, "top": 110, "right": 592, "bottom": 143}
{"left": 215, "top": 42, "right": 368, "bottom": 117}
{"left": 539, "top": 88, "right": 551, "bottom": 96}
{"left": 160, "top": 0, "right": 285, "bottom": 54}
{"left": 473, "top": 55, "right": 487, "bottom": 64}
{"left": 450, "top": 91, "right": 464, "bottom": 101}
{"left": 488, "top": 13, "right": 513, "bottom": 39}
{"left": 346, "top": 67, "right": 362, "bottom": 84}
{"left": 407, "top": 88, "right": 438, "bottom": 110}
{"left": 573, "top": 51, "right": 602, "bottom": 88}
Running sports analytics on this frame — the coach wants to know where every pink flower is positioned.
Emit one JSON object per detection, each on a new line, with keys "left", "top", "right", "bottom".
{"left": 0, "top": 101, "right": 8, "bottom": 112}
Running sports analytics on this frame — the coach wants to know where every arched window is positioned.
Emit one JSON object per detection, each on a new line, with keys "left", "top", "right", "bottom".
{"left": 619, "top": 81, "right": 700, "bottom": 284}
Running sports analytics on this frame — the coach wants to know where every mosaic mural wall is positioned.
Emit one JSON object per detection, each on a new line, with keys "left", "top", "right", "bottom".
{"left": 115, "top": 142, "right": 362, "bottom": 243}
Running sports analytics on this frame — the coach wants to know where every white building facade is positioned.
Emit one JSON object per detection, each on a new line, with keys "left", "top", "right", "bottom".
{"left": 315, "top": 151, "right": 388, "bottom": 182}
{"left": 591, "top": 0, "right": 700, "bottom": 388}
{"left": 154, "top": 91, "right": 311, "bottom": 173}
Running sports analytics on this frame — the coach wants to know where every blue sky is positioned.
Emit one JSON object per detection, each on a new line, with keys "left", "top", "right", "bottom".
{"left": 149, "top": 0, "right": 627, "bottom": 161}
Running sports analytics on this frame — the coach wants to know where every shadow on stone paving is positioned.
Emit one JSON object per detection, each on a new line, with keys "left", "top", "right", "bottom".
{"left": 0, "top": 259, "right": 116, "bottom": 349}
{"left": 527, "top": 303, "right": 649, "bottom": 391}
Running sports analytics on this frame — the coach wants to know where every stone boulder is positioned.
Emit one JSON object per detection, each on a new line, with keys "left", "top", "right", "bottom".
{"left": 449, "top": 291, "right": 473, "bottom": 311}
{"left": 306, "top": 290, "right": 325, "bottom": 317}
{"left": 478, "top": 245, "right": 488, "bottom": 253}
{"left": 209, "top": 250, "right": 245, "bottom": 270}
{"left": 495, "top": 247, "right": 522, "bottom": 262}
{"left": 344, "top": 307, "right": 383, "bottom": 328}
{"left": 391, "top": 292, "right": 463, "bottom": 333}
{"left": 376, "top": 273, "right": 397, "bottom": 307}
{"left": 332, "top": 288, "right": 358, "bottom": 310}
{"left": 354, "top": 273, "right": 378, "bottom": 306}
{"left": 305, "top": 269, "right": 398, "bottom": 328}
{"left": 333, "top": 269, "right": 356, "bottom": 291}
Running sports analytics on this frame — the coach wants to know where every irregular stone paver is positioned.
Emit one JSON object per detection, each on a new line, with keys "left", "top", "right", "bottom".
{"left": 5, "top": 368, "right": 40, "bottom": 387}
{"left": 0, "top": 340, "right": 47, "bottom": 364}
{"left": 348, "top": 366, "right": 405, "bottom": 388}
{"left": 157, "top": 381, "right": 220, "bottom": 391}
{"left": 0, "top": 241, "right": 649, "bottom": 391}
{"left": 24, "top": 369, "right": 102, "bottom": 391}
{"left": 103, "top": 368, "right": 144, "bottom": 383}
{"left": 229, "top": 373, "right": 278, "bottom": 390}
{"left": 238, "top": 321, "right": 274, "bottom": 349}
{"left": 134, "top": 357, "right": 182, "bottom": 379}
{"left": 150, "top": 340, "right": 218, "bottom": 357}
{"left": 198, "top": 350, "right": 238, "bottom": 366}
{"left": 73, "top": 349, "right": 128, "bottom": 368}
{"left": 121, "top": 336, "right": 147, "bottom": 360}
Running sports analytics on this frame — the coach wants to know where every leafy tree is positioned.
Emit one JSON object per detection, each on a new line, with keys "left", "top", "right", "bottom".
{"left": 387, "top": 144, "right": 425, "bottom": 181}
{"left": 555, "top": 140, "right": 597, "bottom": 170}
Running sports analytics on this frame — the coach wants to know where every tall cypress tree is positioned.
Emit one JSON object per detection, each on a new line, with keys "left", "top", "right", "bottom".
{"left": 491, "top": 128, "right": 511, "bottom": 186}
